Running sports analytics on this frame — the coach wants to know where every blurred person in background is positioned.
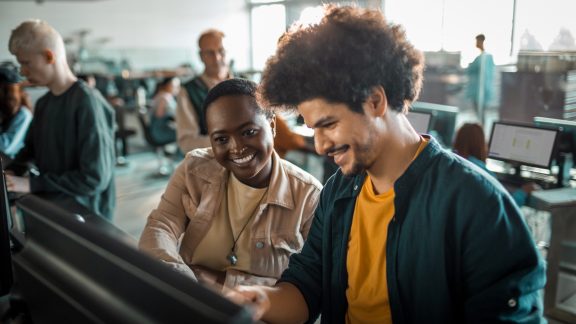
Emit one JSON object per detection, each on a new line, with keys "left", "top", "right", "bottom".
{"left": 0, "top": 66, "right": 32, "bottom": 159}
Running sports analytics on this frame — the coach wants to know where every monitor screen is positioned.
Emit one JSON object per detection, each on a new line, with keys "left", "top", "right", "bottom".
{"left": 406, "top": 111, "right": 432, "bottom": 134}
{"left": 534, "top": 116, "right": 576, "bottom": 156}
{"left": 11, "top": 195, "right": 252, "bottom": 323}
{"left": 488, "top": 122, "right": 559, "bottom": 168}
{"left": 410, "top": 101, "right": 459, "bottom": 147}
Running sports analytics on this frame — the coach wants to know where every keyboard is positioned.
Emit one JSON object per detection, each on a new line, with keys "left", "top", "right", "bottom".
{"left": 497, "top": 173, "right": 558, "bottom": 190}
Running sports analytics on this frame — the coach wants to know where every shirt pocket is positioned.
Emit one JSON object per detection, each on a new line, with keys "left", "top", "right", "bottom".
{"left": 271, "top": 234, "right": 304, "bottom": 253}
{"left": 269, "top": 234, "right": 305, "bottom": 275}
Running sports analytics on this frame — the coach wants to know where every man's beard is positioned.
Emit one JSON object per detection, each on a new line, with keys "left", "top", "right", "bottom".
{"left": 340, "top": 141, "right": 372, "bottom": 177}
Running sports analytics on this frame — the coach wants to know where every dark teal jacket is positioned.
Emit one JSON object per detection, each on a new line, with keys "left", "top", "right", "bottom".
{"left": 279, "top": 138, "right": 546, "bottom": 323}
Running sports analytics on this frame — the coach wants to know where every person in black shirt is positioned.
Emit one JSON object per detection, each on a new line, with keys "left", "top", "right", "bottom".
{"left": 6, "top": 19, "right": 116, "bottom": 220}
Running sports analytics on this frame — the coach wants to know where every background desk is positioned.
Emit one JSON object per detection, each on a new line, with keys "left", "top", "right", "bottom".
{"left": 528, "top": 188, "right": 576, "bottom": 323}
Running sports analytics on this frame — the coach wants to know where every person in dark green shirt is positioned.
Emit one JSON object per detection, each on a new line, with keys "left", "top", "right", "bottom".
{"left": 227, "top": 6, "right": 546, "bottom": 324}
{"left": 5, "top": 19, "right": 116, "bottom": 220}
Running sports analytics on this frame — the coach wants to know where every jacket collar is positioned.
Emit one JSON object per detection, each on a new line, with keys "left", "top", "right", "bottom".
{"left": 332, "top": 135, "right": 443, "bottom": 201}
{"left": 188, "top": 148, "right": 296, "bottom": 211}
{"left": 395, "top": 135, "right": 443, "bottom": 191}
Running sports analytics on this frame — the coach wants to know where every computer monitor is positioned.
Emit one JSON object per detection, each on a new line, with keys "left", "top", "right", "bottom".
{"left": 488, "top": 121, "right": 559, "bottom": 170}
{"left": 410, "top": 101, "right": 459, "bottom": 147}
{"left": 406, "top": 111, "right": 432, "bottom": 134}
{"left": 533, "top": 116, "right": 576, "bottom": 186}
{"left": 533, "top": 117, "right": 576, "bottom": 156}
{"left": 10, "top": 195, "right": 252, "bottom": 323}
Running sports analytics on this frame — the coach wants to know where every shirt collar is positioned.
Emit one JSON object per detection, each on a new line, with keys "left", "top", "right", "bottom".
{"left": 189, "top": 149, "right": 296, "bottom": 211}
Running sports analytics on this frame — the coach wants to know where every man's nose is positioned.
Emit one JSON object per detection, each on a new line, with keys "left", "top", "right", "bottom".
{"left": 314, "top": 131, "right": 331, "bottom": 156}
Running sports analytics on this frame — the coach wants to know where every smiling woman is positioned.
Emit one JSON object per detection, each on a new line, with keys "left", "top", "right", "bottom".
{"left": 138, "top": 78, "right": 322, "bottom": 291}
{"left": 204, "top": 83, "right": 275, "bottom": 188}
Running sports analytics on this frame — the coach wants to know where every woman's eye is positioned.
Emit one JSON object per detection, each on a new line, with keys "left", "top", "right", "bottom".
{"left": 214, "top": 136, "right": 228, "bottom": 144}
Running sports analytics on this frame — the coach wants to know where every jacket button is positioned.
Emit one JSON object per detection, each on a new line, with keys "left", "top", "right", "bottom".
{"left": 507, "top": 298, "right": 517, "bottom": 308}
{"left": 255, "top": 242, "right": 264, "bottom": 249}
{"left": 353, "top": 185, "right": 358, "bottom": 190}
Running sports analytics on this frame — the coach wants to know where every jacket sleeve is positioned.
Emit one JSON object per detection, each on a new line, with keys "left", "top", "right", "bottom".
{"left": 175, "top": 89, "right": 211, "bottom": 153}
{"left": 0, "top": 108, "right": 32, "bottom": 157}
{"left": 138, "top": 161, "right": 198, "bottom": 280}
{"left": 299, "top": 179, "right": 322, "bottom": 240}
{"left": 461, "top": 188, "right": 546, "bottom": 323}
{"left": 29, "top": 95, "right": 115, "bottom": 197}
{"left": 7, "top": 110, "right": 35, "bottom": 175}
{"left": 278, "top": 179, "right": 330, "bottom": 322}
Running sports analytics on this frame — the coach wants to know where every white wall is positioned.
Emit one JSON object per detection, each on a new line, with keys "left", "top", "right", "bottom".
{"left": 0, "top": 0, "right": 251, "bottom": 72}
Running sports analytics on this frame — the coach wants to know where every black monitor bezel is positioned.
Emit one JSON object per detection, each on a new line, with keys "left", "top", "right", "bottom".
{"left": 410, "top": 101, "right": 459, "bottom": 147}
{"left": 487, "top": 121, "right": 560, "bottom": 169}
{"left": 11, "top": 195, "right": 253, "bottom": 323}
{"left": 0, "top": 158, "right": 13, "bottom": 296}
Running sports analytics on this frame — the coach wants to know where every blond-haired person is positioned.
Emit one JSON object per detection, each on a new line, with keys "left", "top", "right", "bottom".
{"left": 6, "top": 20, "right": 116, "bottom": 220}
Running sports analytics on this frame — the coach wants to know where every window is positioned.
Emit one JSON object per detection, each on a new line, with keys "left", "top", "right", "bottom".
{"left": 250, "top": 4, "right": 286, "bottom": 70}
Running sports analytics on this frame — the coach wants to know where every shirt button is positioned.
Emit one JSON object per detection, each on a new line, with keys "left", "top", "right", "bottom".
{"left": 255, "top": 242, "right": 264, "bottom": 249}
{"left": 507, "top": 298, "right": 517, "bottom": 308}
{"left": 353, "top": 185, "right": 358, "bottom": 190}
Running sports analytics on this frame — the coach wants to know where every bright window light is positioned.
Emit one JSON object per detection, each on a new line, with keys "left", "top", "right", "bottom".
{"left": 297, "top": 6, "right": 324, "bottom": 27}
{"left": 251, "top": 4, "right": 286, "bottom": 70}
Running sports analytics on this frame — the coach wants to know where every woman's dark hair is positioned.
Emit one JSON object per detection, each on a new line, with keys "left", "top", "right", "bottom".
{"left": 258, "top": 5, "right": 424, "bottom": 114}
{"left": 453, "top": 123, "right": 488, "bottom": 162}
{"left": 153, "top": 76, "right": 178, "bottom": 96}
{"left": 203, "top": 78, "right": 273, "bottom": 119}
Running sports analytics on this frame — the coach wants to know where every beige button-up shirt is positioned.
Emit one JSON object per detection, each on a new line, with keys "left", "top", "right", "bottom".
{"left": 138, "top": 148, "right": 322, "bottom": 289}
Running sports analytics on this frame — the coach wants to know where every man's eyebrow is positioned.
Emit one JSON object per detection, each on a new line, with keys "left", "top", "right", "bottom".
{"left": 311, "top": 116, "right": 336, "bottom": 129}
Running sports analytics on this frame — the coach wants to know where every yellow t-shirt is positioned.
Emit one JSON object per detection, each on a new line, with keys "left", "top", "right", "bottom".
{"left": 345, "top": 137, "right": 428, "bottom": 324}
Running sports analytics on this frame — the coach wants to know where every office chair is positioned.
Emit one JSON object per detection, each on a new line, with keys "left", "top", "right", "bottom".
{"left": 136, "top": 106, "right": 176, "bottom": 176}
{"left": 114, "top": 106, "right": 137, "bottom": 166}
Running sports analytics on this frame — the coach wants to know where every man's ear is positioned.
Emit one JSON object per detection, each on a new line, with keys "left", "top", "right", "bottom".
{"left": 269, "top": 114, "right": 277, "bottom": 137}
{"left": 364, "top": 85, "right": 388, "bottom": 117}
{"left": 43, "top": 49, "right": 56, "bottom": 64}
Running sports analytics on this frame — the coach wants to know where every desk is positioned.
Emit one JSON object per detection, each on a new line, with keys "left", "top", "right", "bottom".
{"left": 527, "top": 188, "right": 576, "bottom": 323}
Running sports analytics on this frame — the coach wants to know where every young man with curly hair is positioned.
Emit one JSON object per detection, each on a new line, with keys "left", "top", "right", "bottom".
{"left": 228, "top": 6, "right": 546, "bottom": 324}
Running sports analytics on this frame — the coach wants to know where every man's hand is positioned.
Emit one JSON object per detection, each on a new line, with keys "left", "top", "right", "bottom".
{"left": 225, "top": 285, "right": 270, "bottom": 322}
{"left": 6, "top": 174, "right": 30, "bottom": 193}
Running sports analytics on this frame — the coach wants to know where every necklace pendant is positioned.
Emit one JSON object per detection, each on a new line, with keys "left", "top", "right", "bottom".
{"left": 227, "top": 251, "right": 238, "bottom": 265}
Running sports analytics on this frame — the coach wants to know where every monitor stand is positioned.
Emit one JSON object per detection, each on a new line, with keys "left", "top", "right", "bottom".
{"left": 556, "top": 153, "right": 573, "bottom": 188}
{"left": 498, "top": 163, "right": 526, "bottom": 188}
{"left": 510, "top": 164, "right": 524, "bottom": 184}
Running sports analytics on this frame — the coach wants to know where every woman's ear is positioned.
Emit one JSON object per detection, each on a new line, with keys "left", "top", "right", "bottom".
{"left": 270, "top": 114, "right": 277, "bottom": 137}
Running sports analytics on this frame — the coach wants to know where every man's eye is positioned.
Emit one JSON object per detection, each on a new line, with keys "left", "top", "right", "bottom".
{"left": 243, "top": 129, "right": 257, "bottom": 136}
{"left": 323, "top": 122, "right": 336, "bottom": 129}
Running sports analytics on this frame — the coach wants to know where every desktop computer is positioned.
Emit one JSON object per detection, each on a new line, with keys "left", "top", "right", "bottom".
{"left": 410, "top": 101, "right": 459, "bottom": 148}
{"left": 406, "top": 111, "right": 432, "bottom": 134}
{"left": 534, "top": 116, "right": 576, "bottom": 187}
{"left": 2, "top": 194, "right": 252, "bottom": 323}
{"left": 488, "top": 121, "right": 559, "bottom": 188}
